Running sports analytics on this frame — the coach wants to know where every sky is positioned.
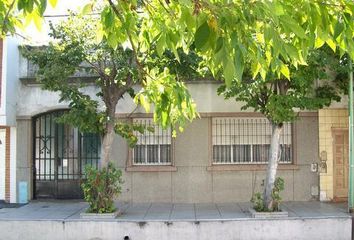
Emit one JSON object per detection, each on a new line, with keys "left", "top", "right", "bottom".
{"left": 21, "top": 0, "right": 90, "bottom": 45}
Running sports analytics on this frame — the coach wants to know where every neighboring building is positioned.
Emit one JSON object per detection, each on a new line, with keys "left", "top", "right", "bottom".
{"left": 318, "top": 99, "right": 350, "bottom": 202}
{"left": 0, "top": 37, "right": 21, "bottom": 203}
{"left": 10, "top": 51, "right": 320, "bottom": 203}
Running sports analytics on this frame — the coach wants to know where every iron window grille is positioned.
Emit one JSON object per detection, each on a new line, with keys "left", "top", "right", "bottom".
{"left": 212, "top": 117, "right": 292, "bottom": 164}
{"left": 132, "top": 118, "right": 172, "bottom": 165}
{"left": 34, "top": 111, "right": 101, "bottom": 181}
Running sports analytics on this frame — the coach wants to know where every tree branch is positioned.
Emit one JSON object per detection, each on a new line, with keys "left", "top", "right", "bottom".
{"left": 107, "top": 0, "right": 144, "bottom": 81}
{"left": 1, "top": 0, "right": 16, "bottom": 35}
{"left": 83, "top": 58, "right": 105, "bottom": 76}
{"left": 157, "top": 0, "right": 175, "bottom": 17}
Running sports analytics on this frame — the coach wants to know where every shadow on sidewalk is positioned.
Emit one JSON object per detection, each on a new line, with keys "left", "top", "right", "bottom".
{"left": 0, "top": 200, "right": 26, "bottom": 209}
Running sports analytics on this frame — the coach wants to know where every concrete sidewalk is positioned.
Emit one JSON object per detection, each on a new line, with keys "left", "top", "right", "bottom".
{"left": 0, "top": 201, "right": 349, "bottom": 221}
{"left": 0, "top": 201, "right": 351, "bottom": 240}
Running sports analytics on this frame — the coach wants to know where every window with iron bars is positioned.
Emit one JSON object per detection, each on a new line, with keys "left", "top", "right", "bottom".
{"left": 132, "top": 118, "right": 172, "bottom": 165}
{"left": 212, "top": 117, "right": 292, "bottom": 164}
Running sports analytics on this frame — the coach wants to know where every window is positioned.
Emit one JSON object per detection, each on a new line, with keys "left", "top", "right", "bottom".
{"left": 212, "top": 117, "right": 292, "bottom": 164}
{"left": 132, "top": 118, "right": 172, "bottom": 165}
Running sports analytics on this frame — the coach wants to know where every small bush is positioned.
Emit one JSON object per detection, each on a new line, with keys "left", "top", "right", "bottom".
{"left": 251, "top": 192, "right": 265, "bottom": 212}
{"left": 251, "top": 177, "right": 285, "bottom": 212}
{"left": 271, "top": 177, "right": 284, "bottom": 211}
{"left": 81, "top": 162, "right": 123, "bottom": 213}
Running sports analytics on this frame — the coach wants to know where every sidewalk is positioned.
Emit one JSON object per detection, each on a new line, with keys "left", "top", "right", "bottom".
{"left": 0, "top": 201, "right": 349, "bottom": 221}
{"left": 0, "top": 201, "right": 351, "bottom": 240}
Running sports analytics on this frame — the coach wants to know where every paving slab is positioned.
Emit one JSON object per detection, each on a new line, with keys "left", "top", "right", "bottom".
{"left": 236, "top": 202, "right": 253, "bottom": 217}
{"left": 117, "top": 203, "right": 151, "bottom": 221}
{"left": 0, "top": 202, "right": 87, "bottom": 220}
{"left": 144, "top": 203, "right": 173, "bottom": 220}
{"left": 195, "top": 203, "right": 221, "bottom": 220}
{"left": 216, "top": 203, "right": 248, "bottom": 219}
{"left": 170, "top": 203, "right": 195, "bottom": 221}
{"left": 284, "top": 202, "right": 330, "bottom": 218}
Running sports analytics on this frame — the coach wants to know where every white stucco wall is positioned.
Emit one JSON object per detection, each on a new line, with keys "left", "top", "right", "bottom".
{"left": 10, "top": 127, "right": 16, "bottom": 203}
{"left": 5, "top": 37, "right": 20, "bottom": 126}
{"left": 17, "top": 82, "right": 253, "bottom": 117}
{"left": 0, "top": 217, "right": 351, "bottom": 240}
{"left": 0, "top": 37, "right": 21, "bottom": 126}
{"left": 17, "top": 84, "right": 103, "bottom": 116}
{"left": 0, "top": 39, "right": 7, "bottom": 123}
{"left": 187, "top": 83, "right": 249, "bottom": 113}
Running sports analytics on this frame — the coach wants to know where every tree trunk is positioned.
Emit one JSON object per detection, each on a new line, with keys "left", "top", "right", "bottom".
{"left": 263, "top": 122, "right": 283, "bottom": 210}
{"left": 101, "top": 121, "right": 115, "bottom": 168}
{"left": 101, "top": 101, "right": 117, "bottom": 169}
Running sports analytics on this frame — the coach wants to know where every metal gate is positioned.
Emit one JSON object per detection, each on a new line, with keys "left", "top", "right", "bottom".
{"left": 33, "top": 110, "right": 101, "bottom": 199}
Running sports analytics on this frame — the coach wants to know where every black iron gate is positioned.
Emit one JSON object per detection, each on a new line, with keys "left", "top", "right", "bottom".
{"left": 33, "top": 110, "right": 101, "bottom": 199}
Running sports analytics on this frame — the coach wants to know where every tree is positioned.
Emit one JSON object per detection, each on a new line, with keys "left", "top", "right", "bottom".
{"left": 21, "top": 14, "right": 197, "bottom": 168}
{"left": 131, "top": 0, "right": 354, "bottom": 211}
{"left": 0, "top": 0, "right": 56, "bottom": 37}
{"left": 5, "top": 0, "right": 354, "bottom": 210}
{"left": 218, "top": 47, "right": 343, "bottom": 210}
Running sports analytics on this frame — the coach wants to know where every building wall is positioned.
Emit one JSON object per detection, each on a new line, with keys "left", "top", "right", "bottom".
{"left": 15, "top": 119, "right": 32, "bottom": 201}
{"left": 318, "top": 108, "right": 348, "bottom": 201}
{"left": 15, "top": 81, "right": 320, "bottom": 203}
{"left": 112, "top": 115, "right": 319, "bottom": 203}
{"left": 0, "top": 39, "right": 3, "bottom": 110}
{"left": 0, "top": 128, "right": 6, "bottom": 200}
{"left": 0, "top": 127, "right": 11, "bottom": 202}
{"left": 0, "top": 37, "right": 20, "bottom": 126}
{"left": 0, "top": 37, "right": 20, "bottom": 203}
{"left": 16, "top": 83, "right": 255, "bottom": 118}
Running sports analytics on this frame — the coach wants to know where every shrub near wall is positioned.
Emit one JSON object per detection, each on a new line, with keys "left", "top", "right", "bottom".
{"left": 81, "top": 163, "right": 123, "bottom": 213}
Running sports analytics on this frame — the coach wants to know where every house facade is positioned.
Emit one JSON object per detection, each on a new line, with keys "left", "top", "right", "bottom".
{"left": 8, "top": 50, "right": 320, "bottom": 203}
{"left": 0, "top": 37, "right": 21, "bottom": 203}
{"left": 318, "top": 100, "right": 350, "bottom": 202}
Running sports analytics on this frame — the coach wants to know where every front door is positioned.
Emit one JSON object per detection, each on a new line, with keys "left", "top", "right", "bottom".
{"left": 333, "top": 129, "right": 349, "bottom": 200}
{"left": 33, "top": 111, "right": 100, "bottom": 199}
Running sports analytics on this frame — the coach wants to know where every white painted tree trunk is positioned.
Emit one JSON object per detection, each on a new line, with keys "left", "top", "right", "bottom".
{"left": 101, "top": 121, "right": 115, "bottom": 168}
{"left": 263, "top": 123, "right": 283, "bottom": 210}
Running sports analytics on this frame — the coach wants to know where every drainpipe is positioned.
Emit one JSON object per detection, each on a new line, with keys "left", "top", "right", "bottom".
{"left": 349, "top": 58, "right": 354, "bottom": 213}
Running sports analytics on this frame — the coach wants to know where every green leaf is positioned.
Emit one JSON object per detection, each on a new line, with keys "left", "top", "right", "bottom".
{"left": 96, "top": 28, "right": 104, "bottom": 44}
{"left": 168, "top": 31, "right": 180, "bottom": 62}
{"left": 195, "top": 21, "right": 210, "bottom": 50}
{"left": 82, "top": 3, "right": 93, "bottom": 15}
{"left": 162, "top": 111, "right": 168, "bottom": 127}
{"left": 224, "top": 58, "right": 235, "bottom": 87}
{"left": 281, "top": 16, "right": 306, "bottom": 39}
{"left": 214, "top": 46, "right": 225, "bottom": 67}
{"left": 49, "top": 0, "right": 58, "bottom": 8}
{"left": 274, "top": 2, "right": 285, "bottom": 16}
{"left": 234, "top": 47, "right": 244, "bottom": 82}
{"left": 326, "top": 39, "right": 336, "bottom": 52}
{"left": 181, "top": 7, "right": 195, "bottom": 31}
{"left": 139, "top": 94, "right": 150, "bottom": 113}
{"left": 333, "top": 21, "right": 344, "bottom": 40}
{"left": 171, "top": 45, "right": 180, "bottom": 62}
{"left": 314, "top": 38, "right": 325, "bottom": 48}
{"left": 32, "top": 11, "right": 43, "bottom": 31}
{"left": 215, "top": 37, "right": 223, "bottom": 53}
{"left": 280, "top": 63, "right": 290, "bottom": 79}
{"left": 103, "top": 8, "right": 115, "bottom": 28}
{"left": 39, "top": 0, "right": 47, "bottom": 15}
{"left": 251, "top": 62, "right": 262, "bottom": 79}
{"left": 284, "top": 44, "right": 299, "bottom": 61}
{"left": 17, "top": 1, "right": 24, "bottom": 11}
{"left": 156, "top": 34, "right": 166, "bottom": 57}
{"left": 107, "top": 33, "right": 118, "bottom": 48}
